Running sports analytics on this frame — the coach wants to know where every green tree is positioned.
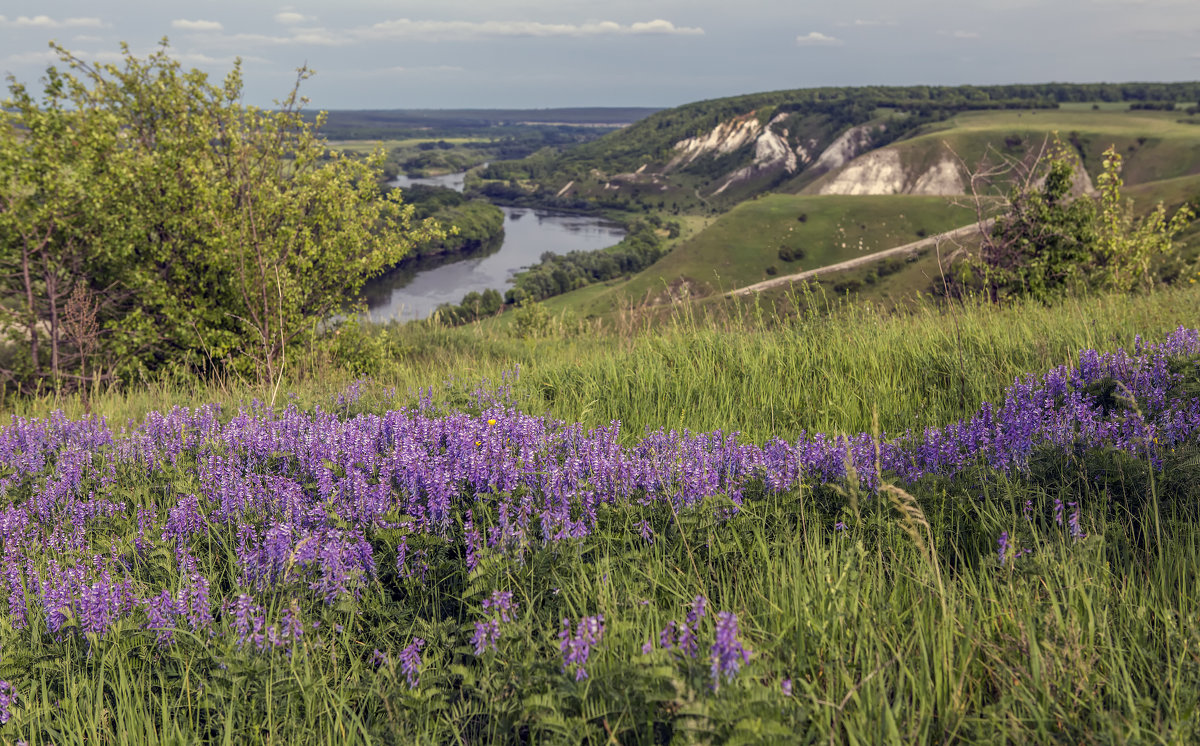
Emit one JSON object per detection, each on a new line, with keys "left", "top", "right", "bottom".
{"left": 967, "top": 138, "right": 1193, "bottom": 301}
{"left": 978, "top": 138, "right": 1097, "bottom": 301}
{"left": 1093, "top": 146, "right": 1194, "bottom": 293}
{"left": 0, "top": 40, "right": 439, "bottom": 392}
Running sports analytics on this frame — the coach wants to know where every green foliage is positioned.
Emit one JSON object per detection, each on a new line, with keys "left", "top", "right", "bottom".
{"left": 974, "top": 138, "right": 1194, "bottom": 300}
{"left": 0, "top": 41, "right": 437, "bottom": 392}
{"left": 512, "top": 300, "right": 552, "bottom": 339}
{"left": 1093, "top": 146, "right": 1195, "bottom": 292}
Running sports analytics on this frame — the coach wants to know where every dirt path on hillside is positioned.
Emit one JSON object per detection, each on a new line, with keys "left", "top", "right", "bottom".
{"left": 726, "top": 218, "right": 995, "bottom": 297}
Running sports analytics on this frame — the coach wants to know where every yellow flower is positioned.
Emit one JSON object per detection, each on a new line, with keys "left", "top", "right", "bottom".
{"left": 487, "top": 419, "right": 497, "bottom": 426}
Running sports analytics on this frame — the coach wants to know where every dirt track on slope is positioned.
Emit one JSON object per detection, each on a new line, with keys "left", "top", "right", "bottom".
{"left": 726, "top": 218, "right": 994, "bottom": 297}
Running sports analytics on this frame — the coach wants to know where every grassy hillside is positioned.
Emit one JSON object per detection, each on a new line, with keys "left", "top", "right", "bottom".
{"left": 1, "top": 288, "right": 1198, "bottom": 743}
{"left": 860, "top": 109, "right": 1200, "bottom": 188}
{"left": 532, "top": 195, "right": 976, "bottom": 316}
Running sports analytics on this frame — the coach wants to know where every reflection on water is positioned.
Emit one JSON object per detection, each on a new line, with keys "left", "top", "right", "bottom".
{"left": 363, "top": 172, "right": 626, "bottom": 321}
{"left": 363, "top": 206, "right": 625, "bottom": 321}
{"left": 390, "top": 171, "right": 468, "bottom": 193}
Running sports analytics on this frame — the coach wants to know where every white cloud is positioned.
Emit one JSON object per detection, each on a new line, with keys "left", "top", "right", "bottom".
{"left": 2, "top": 49, "right": 62, "bottom": 65}
{"left": 360, "top": 18, "right": 703, "bottom": 41}
{"left": 629, "top": 20, "right": 705, "bottom": 35}
{"left": 73, "top": 34, "right": 104, "bottom": 42}
{"left": 172, "top": 19, "right": 224, "bottom": 32}
{"left": 0, "top": 15, "right": 104, "bottom": 28}
{"left": 795, "top": 31, "right": 843, "bottom": 46}
{"left": 844, "top": 19, "right": 898, "bottom": 27}
{"left": 275, "top": 12, "right": 314, "bottom": 25}
{"left": 952, "top": 30, "right": 981, "bottom": 39}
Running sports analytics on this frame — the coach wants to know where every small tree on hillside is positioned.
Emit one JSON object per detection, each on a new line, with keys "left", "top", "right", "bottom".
{"left": 948, "top": 135, "right": 1193, "bottom": 301}
{"left": 0, "top": 40, "right": 441, "bottom": 392}
{"left": 1092, "top": 146, "right": 1194, "bottom": 293}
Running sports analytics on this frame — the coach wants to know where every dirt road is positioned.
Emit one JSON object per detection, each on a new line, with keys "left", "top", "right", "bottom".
{"left": 726, "top": 218, "right": 994, "bottom": 297}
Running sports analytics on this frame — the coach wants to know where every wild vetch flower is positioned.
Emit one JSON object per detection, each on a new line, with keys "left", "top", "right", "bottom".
{"left": 1054, "top": 498, "right": 1064, "bottom": 526}
{"left": 686, "top": 595, "right": 707, "bottom": 627}
{"left": 641, "top": 640, "right": 653, "bottom": 655}
{"left": 399, "top": 638, "right": 425, "bottom": 688}
{"left": 781, "top": 678, "right": 793, "bottom": 697}
{"left": 834, "top": 521, "right": 846, "bottom": 531}
{"left": 482, "top": 590, "right": 518, "bottom": 622}
{"left": 997, "top": 531, "right": 1010, "bottom": 566}
{"left": 559, "top": 615, "right": 605, "bottom": 681}
{"left": 677, "top": 622, "right": 698, "bottom": 658}
{"left": 1068, "top": 502, "right": 1086, "bottom": 540}
{"left": 0, "top": 680, "right": 14, "bottom": 723}
{"left": 472, "top": 619, "right": 501, "bottom": 655}
{"left": 659, "top": 620, "right": 677, "bottom": 650}
{"left": 710, "top": 611, "right": 750, "bottom": 689}
{"left": 637, "top": 519, "right": 653, "bottom": 544}
{"left": 371, "top": 649, "right": 388, "bottom": 668}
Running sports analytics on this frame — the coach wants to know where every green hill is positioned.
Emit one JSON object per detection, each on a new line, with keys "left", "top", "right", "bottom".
{"left": 468, "top": 83, "right": 1200, "bottom": 213}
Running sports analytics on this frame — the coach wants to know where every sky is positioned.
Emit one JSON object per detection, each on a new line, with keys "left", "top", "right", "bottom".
{"left": 2, "top": 1, "right": 1199, "bottom": 110}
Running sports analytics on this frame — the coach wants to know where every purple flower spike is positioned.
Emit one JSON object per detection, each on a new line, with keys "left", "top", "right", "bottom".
{"left": 559, "top": 614, "right": 605, "bottom": 681}
{"left": 399, "top": 638, "right": 425, "bottom": 688}
{"left": 781, "top": 678, "right": 793, "bottom": 697}
{"left": 997, "top": 531, "right": 1010, "bottom": 566}
{"left": 0, "top": 680, "right": 15, "bottom": 723}
{"left": 710, "top": 611, "right": 751, "bottom": 689}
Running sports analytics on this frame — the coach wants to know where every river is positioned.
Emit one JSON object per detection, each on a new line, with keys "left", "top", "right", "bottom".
{"left": 361, "top": 171, "right": 625, "bottom": 321}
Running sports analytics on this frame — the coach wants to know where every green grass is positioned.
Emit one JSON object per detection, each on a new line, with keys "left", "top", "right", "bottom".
{"left": 9, "top": 88, "right": 1200, "bottom": 744}
{"left": 18, "top": 284, "right": 1200, "bottom": 446}
{"left": 887, "top": 109, "right": 1200, "bottom": 186}
{"left": 538, "top": 195, "right": 976, "bottom": 317}
{"left": 3, "top": 287, "right": 1199, "bottom": 743}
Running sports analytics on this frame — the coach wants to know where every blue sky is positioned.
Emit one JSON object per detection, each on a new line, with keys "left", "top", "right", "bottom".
{"left": 2, "top": 1, "right": 1199, "bottom": 109}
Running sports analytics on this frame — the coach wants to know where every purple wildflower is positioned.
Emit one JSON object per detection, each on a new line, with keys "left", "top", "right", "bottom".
{"left": 472, "top": 619, "right": 501, "bottom": 655}
{"left": 482, "top": 590, "right": 518, "bottom": 623}
{"left": 997, "top": 531, "right": 1010, "bottom": 566}
{"left": 659, "top": 620, "right": 677, "bottom": 650}
{"left": 399, "top": 638, "right": 425, "bottom": 688}
{"left": 781, "top": 678, "right": 793, "bottom": 696}
{"left": 559, "top": 615, "right": 605, "bottom": 681}
{"left": 1067, "top": 502, "right": 1086, "bottom": 540}
{"left": 0, "top": 680, "right": 14, "bottom": 723}
{"left": 710, "top": 611, "right": 751, "bottom": 689}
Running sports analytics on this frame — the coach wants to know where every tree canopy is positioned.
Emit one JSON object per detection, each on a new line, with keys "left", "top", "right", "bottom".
{"left": 0, "top": 41, "right": 439, "bottom": 394}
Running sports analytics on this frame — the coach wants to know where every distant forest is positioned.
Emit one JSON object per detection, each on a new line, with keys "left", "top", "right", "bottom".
{"left": 309, "top": 107, "right": 663, "bottom": 139}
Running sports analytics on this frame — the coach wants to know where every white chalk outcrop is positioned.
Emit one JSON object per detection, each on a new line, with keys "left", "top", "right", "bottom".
{"left": 812, "top": 125, "right": 881, "bottom": 172}
{"left": 666, "top": 116, "right": 763, "bottom": 171}
{"left": 817, "top": 150, "right": 966, "bottom": 196}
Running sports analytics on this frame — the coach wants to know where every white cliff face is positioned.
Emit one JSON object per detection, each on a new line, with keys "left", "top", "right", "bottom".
{"left": 818, "top": 149, "right": 906, "bottom": 195}
{"left": 667, "top": 117, "right": 763, "bottom": 171}
{"left": 812, "top": 125, "right": 881, "bottom": 172}
{"left": 706, "top": 113, "right": 803, "bottom": 195}
{"left": 818, "top": 151, "right": 967, "bottom": 196}
{"left": 911, "top": 157, "right": 966, "bottom": 195}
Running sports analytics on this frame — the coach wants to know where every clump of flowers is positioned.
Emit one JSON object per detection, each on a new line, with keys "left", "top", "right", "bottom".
{"left": 0, "top": 680, "right": 15, "bottom": 724}
{"left": 559, "top": 615, "right": 604, "bottom": 681}
{"left": 472, "top": 590, "right": 519, "bottom": 655}
{"left": 710, "top": 611, "right": 751, "bottom": 689}
{"left": 399, "top": 638, "right": 425, "bottom": 688}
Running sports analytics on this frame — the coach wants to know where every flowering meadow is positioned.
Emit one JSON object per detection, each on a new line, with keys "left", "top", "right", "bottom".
{"left": 0, "top": 326, "right": 1197, "bottom": 743}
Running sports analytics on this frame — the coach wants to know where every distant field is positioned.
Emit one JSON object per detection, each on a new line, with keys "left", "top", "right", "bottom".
{"left": 327, "top": 137, "right": 492, "bottom": 152}
{"left": 892, "top": 109, "right": 1200, "bottom": 185}
{"left": 543, "top": 194, "right": 976, "bottom": 316}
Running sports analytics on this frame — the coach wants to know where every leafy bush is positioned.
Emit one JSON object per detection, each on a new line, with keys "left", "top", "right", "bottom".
{"left": 0, "top": 42, "right": 436, "bottom": 392}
